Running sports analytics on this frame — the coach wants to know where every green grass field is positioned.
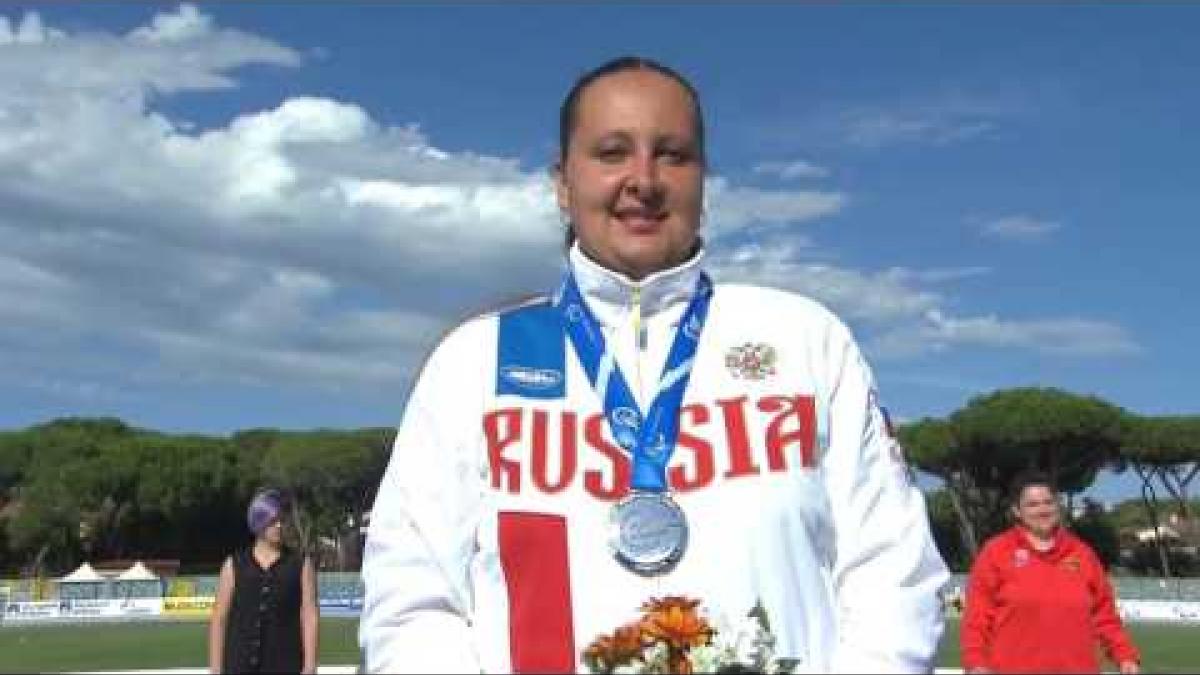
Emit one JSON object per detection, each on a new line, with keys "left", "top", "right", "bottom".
{"left": 0, "top": 617, "right": 1196, "bottom": 673}
{"left": 0, "top": 618, "right": 360, "bottom": 673}
{"left": 938, "top": 619, "right": 1199, "bottom": 674}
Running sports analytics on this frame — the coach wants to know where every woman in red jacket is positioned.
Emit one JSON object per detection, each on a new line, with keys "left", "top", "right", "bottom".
{"left": 962, "top": 471, "right": 1140, "bottom": 674}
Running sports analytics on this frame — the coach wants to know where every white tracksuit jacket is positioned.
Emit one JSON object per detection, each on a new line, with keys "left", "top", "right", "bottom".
{"left": 360, "top": 245, "right": 949, "bottom": 673}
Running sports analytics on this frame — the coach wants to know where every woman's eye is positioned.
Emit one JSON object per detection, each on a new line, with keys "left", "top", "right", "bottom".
{"left": 658, "top": 147, "right": 694, "bottom": 164}
{"left": 594, "top": 145, "right": 627, "bottom": 161}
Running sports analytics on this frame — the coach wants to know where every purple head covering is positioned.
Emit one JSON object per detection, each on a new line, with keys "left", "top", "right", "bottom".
{"left": 247, "top": 489, "right": 283, "bottom": 536}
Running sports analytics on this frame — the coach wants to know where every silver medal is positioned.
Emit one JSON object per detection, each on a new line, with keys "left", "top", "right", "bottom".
{"left": 608, "top": 491, "right": 688, "bottom": 577}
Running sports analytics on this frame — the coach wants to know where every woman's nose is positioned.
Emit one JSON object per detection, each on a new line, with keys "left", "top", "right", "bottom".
{"left": 624, "top": 152, "right": 663, "bottom": 199}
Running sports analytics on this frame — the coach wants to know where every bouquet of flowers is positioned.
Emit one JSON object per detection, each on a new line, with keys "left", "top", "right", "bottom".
{"left": 582, "top": 596, "right": 795, "bottom": 674}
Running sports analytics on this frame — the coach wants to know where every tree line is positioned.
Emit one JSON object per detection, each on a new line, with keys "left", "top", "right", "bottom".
{"left": 0, "top": 386, "right": 1196, "bottom": 578}
{"left": 902, "top": 387, "right": 1200, "bottom": 575}
{"left": 0, "top": 417, "right": 392, "bottom": 576}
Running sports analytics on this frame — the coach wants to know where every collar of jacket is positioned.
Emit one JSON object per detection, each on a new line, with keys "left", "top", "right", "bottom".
{"left": 1009, "top": 524, "right": 1076, "bottom": 562}
{"left": 567, "top": 242, "right": 705, "bottom": 327}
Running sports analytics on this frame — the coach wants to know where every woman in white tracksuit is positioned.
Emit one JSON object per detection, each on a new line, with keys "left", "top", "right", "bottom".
{"left": 360, "top": 56, "right": 949, "bottom": 674}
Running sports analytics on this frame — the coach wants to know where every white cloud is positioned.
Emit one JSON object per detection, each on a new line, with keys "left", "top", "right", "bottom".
{"left": 905, "top": 267, "right": 991, "bottom": 283}
{"left": 0, "top": 6, "right": 852, "bottom": 405}
{"left": 708, "top": 235, "right": 1135, "bottom": 360}
{"left": 748, "top": 89, "right": 1025, "bottom": 155}
{"left": 827, "top": 92, "right": 1020, "bottom": 150}
{"left": 0, "top": 6, "right": 558, "bottom": 394}
{"left": 129, "top": 3, "right": 213, "bottom": 43}
{"left": 704, "top": 177, "right": 845, "bottom": 238}
{"left": 978, "top": 214, "right": 1061, "bottom": 240}
{"left": 844, "top": 111, "right": 996, "bottom": 149}
{"left": 873, "top": 309, "right": 1138, "bottom": 359}
{"left": 752, "top": 159, "right": 830, "bottom": 180}
{"left": 0, "top": 6, "right": 300, "bottom": 101}
{"left": 0, "top": 12, "right": 63, "bottom": 44}
{"left": 707, "top": 238, "right": 942, "bottom": 324}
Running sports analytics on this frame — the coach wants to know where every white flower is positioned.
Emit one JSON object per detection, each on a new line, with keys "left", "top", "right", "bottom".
{"left": 706, "top": 606, "right": 783, "bottom": 672}
{"left": 641, "top": 641, "right": 670, "bottom": 672}
{"left": 730, "top": 613, "right": 766, "bottom": 664}
{"left": 691, "top": 642, "right": 744, "bottom": 673}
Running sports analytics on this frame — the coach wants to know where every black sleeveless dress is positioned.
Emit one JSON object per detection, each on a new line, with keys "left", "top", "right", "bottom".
{"left": 222, "top": 547, "right": 305, "bottom": 673}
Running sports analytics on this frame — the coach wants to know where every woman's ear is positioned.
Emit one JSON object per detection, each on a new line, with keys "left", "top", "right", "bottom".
{"left": 552, "top": 160, "right": 570, "bottom": 213}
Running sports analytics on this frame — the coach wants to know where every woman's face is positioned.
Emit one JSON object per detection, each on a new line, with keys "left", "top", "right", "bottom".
{"left": 260, "top": 517, "right": 284, "bottom": 546}
{"left": 1013, "top": 485, "right": 1061, "bottom": 536}
{"left": 555, "top": 69, "right": 704, "bottom": 281}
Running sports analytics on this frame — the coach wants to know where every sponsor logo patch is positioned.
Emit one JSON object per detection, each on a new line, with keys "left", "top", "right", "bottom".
{"left": 500, "top": 365, "right": 563, "bottom": 390}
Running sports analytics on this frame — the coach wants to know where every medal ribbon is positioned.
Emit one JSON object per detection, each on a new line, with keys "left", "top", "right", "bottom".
{"left": 556, "top": 271, "right": 712, "bottom": 492}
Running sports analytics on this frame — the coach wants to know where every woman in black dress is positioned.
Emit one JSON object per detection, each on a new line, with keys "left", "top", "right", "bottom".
{"left": 209, "top": 489, "right": 319, "bottom": 673}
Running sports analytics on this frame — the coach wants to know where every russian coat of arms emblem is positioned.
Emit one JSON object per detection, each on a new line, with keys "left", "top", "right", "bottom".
{"left": 725, "top": 342, "right": 777, "bottom": 380}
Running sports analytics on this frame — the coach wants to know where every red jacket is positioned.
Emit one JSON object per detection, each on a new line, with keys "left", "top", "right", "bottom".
{"left": 962, "top": 525, "right": 1139, "bottom": 673}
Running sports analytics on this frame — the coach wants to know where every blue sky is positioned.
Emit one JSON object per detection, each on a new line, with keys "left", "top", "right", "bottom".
{"left": 1, "top": 4, "right": 1196, "bottom": 503}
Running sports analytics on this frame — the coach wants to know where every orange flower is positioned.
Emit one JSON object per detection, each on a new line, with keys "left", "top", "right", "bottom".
{"left": 582, "top": 635, "right": 617, "bottom": 672}
{"left": 583, "top": 621, "right": 647, "bottom": 672}
{"left": 586, "top": 597, "right": 718, "bottom": 674}
{"left": 640, "top": 595, "right": 702, "bottom": 615}
{"left": 639, "top": 596, "right": 714, "bottom": 651}
{"left": 611, "top": 622, "right": 648, "bottom": 659}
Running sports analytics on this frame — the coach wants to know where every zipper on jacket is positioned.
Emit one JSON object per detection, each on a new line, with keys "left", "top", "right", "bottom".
{"left": 631, "top": 285, "right": 646, "bottom": 400}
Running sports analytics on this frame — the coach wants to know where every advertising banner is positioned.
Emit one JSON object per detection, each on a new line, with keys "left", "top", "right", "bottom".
{"left": 60, "top": 598, "right": 118, "bottom": 618}
{"left": 3, "top": 598, "right": 165, "bottom": 622}
{"left": 162, "top": 595, "right": 215, "bottom": 617}
{"left": 318, "top": 596, "right": 363, "bottom": 618}
{"left": 117, "top": 597, "right": 164, "bottom": 617}
{"left": 1118, "top": 599, "right": 1200, "bottom": 623}
{"left": 2, "top": 600, "right": 65, "bottom": 622}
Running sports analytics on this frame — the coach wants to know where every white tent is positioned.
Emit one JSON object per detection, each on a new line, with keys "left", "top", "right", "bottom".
{"left": 58, "top": 562, "right": 109, "bottom": 600}
{"left": 59, "top": 562, "right": 105, "bottom": 583}
{"left": 117, "top": 561, "right": 159, "bottom": 581}
{"left": 115, "top": 560, "right": 163, "bottom": 600}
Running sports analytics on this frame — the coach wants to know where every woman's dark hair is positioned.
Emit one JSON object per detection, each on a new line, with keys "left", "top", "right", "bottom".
{"left": 1009, "top": 470, "right": 1058, "bottom": 506}
{"left": 557, "top": 56, "right": 706, "bottom": 248}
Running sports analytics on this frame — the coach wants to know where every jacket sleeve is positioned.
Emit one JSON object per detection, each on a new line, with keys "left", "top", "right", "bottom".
{"left": 359, "top": 321, "right": 487, "bottom": 673}
{"left": 821, "top": 323, "right": 951, "bottom": 673}
{"left": 1086, "top": 548, "right": 1139, "bottom": 666}
{"left": 961, "top": 540, "right": 1000, "bottom": 671}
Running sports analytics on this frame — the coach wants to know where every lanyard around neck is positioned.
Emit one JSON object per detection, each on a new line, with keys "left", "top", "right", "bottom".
{"left": 556, "top": 271, "right": 713, "bottom": 492}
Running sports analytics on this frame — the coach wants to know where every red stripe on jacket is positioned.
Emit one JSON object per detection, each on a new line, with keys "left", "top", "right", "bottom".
{"left": 498, "top": 511, "right": 576, "bottom": 672}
